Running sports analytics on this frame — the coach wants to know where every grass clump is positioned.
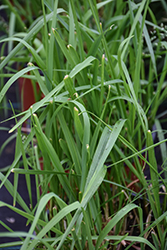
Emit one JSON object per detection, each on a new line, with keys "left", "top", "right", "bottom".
{"left": 0, "top": 0, "right": 167, "bottom": 249}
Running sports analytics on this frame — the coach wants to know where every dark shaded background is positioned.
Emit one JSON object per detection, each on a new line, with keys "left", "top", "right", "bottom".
{"left": 0, "top": 9, "right": 36, "bottom": 246}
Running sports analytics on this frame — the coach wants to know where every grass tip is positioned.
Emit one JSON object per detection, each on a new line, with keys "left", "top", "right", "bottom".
{"left": 11, "top": 168, "right": 14, "bottom": 172}
{"left": 110, "top": 24, "right": 114, "bottom": 30}
{"left": 64, "top": 75, "right": 69, "bottom": 79}
{"left": 67, "top": 44, "right": 72, "bottom": 49}
{"left": 74, "top": 107, "right": 78, "bottom": 112}
{"left": 74, "top": 93, "right": 78, "bottom": 98}
{"left": 71, "top": 169, "right": 74, "bottom": 174}
{"left": 27, "top": 62, "right": 33, "bottom": 66}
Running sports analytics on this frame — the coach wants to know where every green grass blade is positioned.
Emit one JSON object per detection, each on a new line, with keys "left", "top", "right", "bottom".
{"left": 147, "top": 130, "right": 161, "bottom": 217}
{"left": 69, "top": 0, "right": 84, "bottom": 61}
{"left": 26, "top": 201, "right": 81, "bottom": 250}
{"left": 71, "top": 100, "right": 90, "bottom": 193}
{"left": 32, "top": 68, "right": 49, "bottom": 96}
{"left": 83, "top": 0, "right": 114, "bottom": 23}
{"left": 155, "top": 119, "right": 167, "bottom": 179}
{"left": 57, "top": 110, "right": 82, "bottom": 175}
{"left": 81, "top": 166, "right": 107, "bottom": 209}
{"left": 0, "top": 173, "right": 31, "bottom": 213}
{"left": 74, "top": 107, "right": 83, "bottom": 142}
{"left": 95, "top": 204, "right": 139, "bottom": 249}
{"left": 0, "top": 9, "right": 65, "bottom": 70}
{"left": 9, "top": 56, "right": 95, "bottom": 133}
{"left": 81, "top": 208, "right": 95, "bottom": 250}
{"left": 57, "top": 165, "right": 106, "bottom": 250}
{"left": 121, "top": 0, "right": 147, "bottom": 60}
{"left": 47, "top": 0, "right": 58, "bottom": 89}
{"left": 1, "top": 37, "right": 46, "bottom": 69}
{"left": 86, "top": 119, "right": 126, "bottom": 187}
{"left": 33, "top": 113, "right": 76, "bottom": 200}
{"left": 0, "top": 66, "right": 38, "bottom": 104}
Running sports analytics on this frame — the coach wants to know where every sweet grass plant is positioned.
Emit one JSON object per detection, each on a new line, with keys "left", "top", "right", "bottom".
{"left": 0, "top": 0, "right": 167, "bottom": 249}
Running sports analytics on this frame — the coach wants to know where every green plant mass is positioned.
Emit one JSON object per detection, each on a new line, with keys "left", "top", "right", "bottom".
{"left": 0, "top": 0, "right": 167, "bottom": 249}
